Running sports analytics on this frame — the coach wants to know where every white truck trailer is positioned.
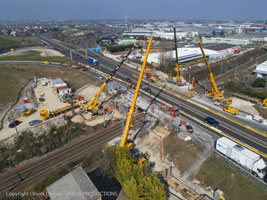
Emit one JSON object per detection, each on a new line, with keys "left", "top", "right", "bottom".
{"left": 216, "top": 137, "right": 266, "bottom": 179}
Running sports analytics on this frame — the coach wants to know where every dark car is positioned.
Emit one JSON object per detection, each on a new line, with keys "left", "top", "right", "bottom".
{"left": 8, "top": 120, "right": 21, "bottom": 128}
{"left": 39, "top": 97, "right": 45, "bottom": 102}
{"left": 28, "top": 120, "right": 42, "bottom": 126}
{"left": 126, "top": 77, "right": 132, "bottom": 83}
{"left": 204, "top": 117, "right": 219, "bottom": 127}
{"left": 144, "top": 87, "right": 152, "bottom": 93}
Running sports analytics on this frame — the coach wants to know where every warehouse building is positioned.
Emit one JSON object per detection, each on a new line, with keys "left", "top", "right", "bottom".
{"left": 47, "top": 166, "right": 101, "bottom": 200}
{"left": 254, "top": 60, "right": 267, "bottom": 78}
{"left": 202, "top": 37, "right": 249, "bottom": 46}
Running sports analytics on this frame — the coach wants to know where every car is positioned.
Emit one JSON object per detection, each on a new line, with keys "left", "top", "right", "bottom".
{"left": 126, "top": 77, "right": 132, "bottom": 83}
{"left": 28, "top": 120, "right": 42, "bottom": 126}
{"left": 39, "top": 97, "right": 45, "bottom": 102}
{"left": 8, "top": 120, "right": 21, "bottom": 128}
{"left": 144, "top": 87, "right": 152, "bottom": 93}
{"left": 204, "top": 117, "right": 219, "bottom": 127}
{"left": 81, "top": 67, "right": 88, "bottom": 71}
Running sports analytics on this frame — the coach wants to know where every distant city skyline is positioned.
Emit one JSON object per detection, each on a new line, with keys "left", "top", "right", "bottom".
{"left": 1, "top": 0, "right": 267, "bottom": 21}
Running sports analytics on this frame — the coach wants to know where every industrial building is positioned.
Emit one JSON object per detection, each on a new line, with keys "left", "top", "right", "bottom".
{"left": 204, "top": 43, "right": 242, "bottom": 57}
{"left": 47, "top": 166, "right": 101, "bottom": 200}
{"left": 50, "top": 78, "right": 72, "bottom": 96}
{"left": 123, "top": 28, "right": 198, "bottom": 40}
{"left": 254, "top": 60, "right": 267, "bottom": 78}
{"left": 202, "top": 37, "right": 249, "bottom": 46}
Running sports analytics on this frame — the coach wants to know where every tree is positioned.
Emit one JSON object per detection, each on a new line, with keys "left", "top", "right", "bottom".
{"left": 103, "top": 146, "right": 167, "bottom": 200}
{"left": 211, "top": 30, "right": 216, "bottom": 37}
{"left": 252, "top": 78, "right": 266, "bottom": 88}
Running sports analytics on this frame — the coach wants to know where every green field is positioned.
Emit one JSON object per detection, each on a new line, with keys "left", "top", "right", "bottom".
{"left": 195, "top": 155, "right": 267, "bottom": 200}
{"left": 0, "top": 50, "right": 70, "bottom": 63}
{"left": 0, "top": 37, "right": 22, "bottom": 50}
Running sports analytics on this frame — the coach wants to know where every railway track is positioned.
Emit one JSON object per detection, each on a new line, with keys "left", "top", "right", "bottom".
{"left": 0, "top": 112, "right": 145, "bottom": 198}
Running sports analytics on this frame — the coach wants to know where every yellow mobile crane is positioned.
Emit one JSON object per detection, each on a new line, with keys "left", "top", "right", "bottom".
{"left": 85, "top": 44, "right": 137, "bottom": 112}
{"left": 173, "top": 26, "right": 182, "bottom": 83}
{"left": 197, "top": 41, "right": 232, "bottom": 104}
{"left": 120, "top": 36, "right": 153, "bottom": 149}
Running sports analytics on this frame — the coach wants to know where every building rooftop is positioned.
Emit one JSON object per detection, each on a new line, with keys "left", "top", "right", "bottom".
{"left": 204, "top": 43, "right": 237, "bottom": 51}
{"left": 47, "top": 166, "right": 100, "bottom": 200}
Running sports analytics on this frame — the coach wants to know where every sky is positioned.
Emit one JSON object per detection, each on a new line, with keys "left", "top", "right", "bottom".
{"left": 0, "top": 0, "right": 266, "bottom": 21}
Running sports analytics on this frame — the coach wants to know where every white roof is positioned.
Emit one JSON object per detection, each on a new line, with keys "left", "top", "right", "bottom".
{"left": 47, "top": 166, "right": 100, "bottom": 200}
{"left": 254, "top": 60, "right": 267, "bottom": 74}
{"left": 144, "top": 47, "right": 218, "bottom": 64}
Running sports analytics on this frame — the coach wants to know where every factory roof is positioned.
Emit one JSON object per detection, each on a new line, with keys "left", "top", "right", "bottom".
{"left": 254, "top": 60, "right": 267, "bottom": 75}
{"left": 47, "top": 166, "right": 100, "bottom": 200}
{"left": 203, "top": 43, "right": 237, "bottom": 51}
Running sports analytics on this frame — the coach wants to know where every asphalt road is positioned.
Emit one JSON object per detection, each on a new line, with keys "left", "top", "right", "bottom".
{"left": 36, "top": 33, "right": 267, "bottom": 158}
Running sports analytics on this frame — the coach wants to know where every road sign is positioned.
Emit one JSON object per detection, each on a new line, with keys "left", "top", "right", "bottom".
{"left": 96, "top": 46, "right": 102, "bottom": 52}
{"left": 89, "top": 48, "right": 94, "bottom": 52}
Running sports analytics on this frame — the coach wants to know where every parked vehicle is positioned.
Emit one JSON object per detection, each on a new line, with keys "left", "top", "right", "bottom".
{"left": 81, "top": 66, "right": 88, "bottom": 71}
{"left": 223, "top": 107, "right": 238, "bottom": 115}
{"left": 88, "top": 57, "right": 99, "bottom": 65}
{"left": 28, "top": 120, "right": 42, "bottom": 126}
{"left": 204, "top": 116, "right": 219, "bottom": 127}
{"left": 39, "top": 97, "right": 45, "bottom": 102}
{"left": 216, "top": 137, "right": 267, "bottom": 180}
{"left": 170, "top": 106, "right": 179, "bottom": 117}
{"left": 21, "top": 109, "right": 35, "bottom": 117}
{"left": 8, "top": 120, "right": 21, "bottom": 128}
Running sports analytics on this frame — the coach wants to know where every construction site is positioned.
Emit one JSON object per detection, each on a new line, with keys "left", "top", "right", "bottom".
{"left": 0, "top": 22, "right": 267, "bottom": 200}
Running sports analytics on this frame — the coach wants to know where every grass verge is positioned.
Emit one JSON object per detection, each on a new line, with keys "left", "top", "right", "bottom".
{"left": 0, "top": 50, "right": 71, "bottom": 63}
{"left": 195, "top": 154, "right": 267, "bottom": 200}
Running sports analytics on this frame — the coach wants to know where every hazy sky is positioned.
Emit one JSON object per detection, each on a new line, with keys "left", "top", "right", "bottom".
{"left": 0, "top": 0, "right": 266, "bottom": 21}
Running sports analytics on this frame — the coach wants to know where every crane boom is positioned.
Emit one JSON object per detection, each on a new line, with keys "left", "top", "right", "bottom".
{"left": 86, "top": 45, "right": 137, "bottom": 111}
{"left": 173, "top": 26, "right": 181, "bottom": 82}
{"left": 197, "top": 41, "right": 222, "bottom": 97}
{"left": 120, "top": 36, "right": 153, "bottom": 147}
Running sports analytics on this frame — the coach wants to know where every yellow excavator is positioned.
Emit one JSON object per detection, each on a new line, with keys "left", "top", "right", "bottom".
{"left": 197, "top": 41, "right": 232, "bottom": 105}
{"left": 120, "top": 36, "right": 153, "bottom": 163}
{"left": 84, "top": 44, "right": 138, "bottom": 112}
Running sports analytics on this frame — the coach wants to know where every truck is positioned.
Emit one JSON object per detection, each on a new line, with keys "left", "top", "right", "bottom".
{"left": 223, "top": 106, "right": 238, "bottom": 115}
{"left": 170, "top": 106, "right": 179, "bottom": 117}
{"left": 87, "top": 57, "right": 99, "bottom": 66}
{"left": 216, "top": 137, "right": 267, "bottom": 180}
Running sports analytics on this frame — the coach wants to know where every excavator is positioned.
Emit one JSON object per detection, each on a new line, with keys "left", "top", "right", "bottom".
{"left": 84, "top": 44, "right": 138, "bottom": 112}
{"left": 197, "top": 41, "right": 232, "bottom": 105}
{"left": 120, "top": 36, "right": 153, "bottom": 163}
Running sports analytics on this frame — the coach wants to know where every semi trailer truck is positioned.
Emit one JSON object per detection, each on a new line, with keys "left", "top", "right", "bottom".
{"left": 216, "top": 137, "right": 266, "bottom": 181}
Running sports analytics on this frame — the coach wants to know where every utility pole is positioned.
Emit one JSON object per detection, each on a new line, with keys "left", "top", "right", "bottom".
{"left": 220, "top": 63, "right": 223, "bottom": 74}
{"left": 85, "top": 49, "right": 87, "bottom": 59}
{"left": 70, "top": 50, "right": 72, "bottom": 61}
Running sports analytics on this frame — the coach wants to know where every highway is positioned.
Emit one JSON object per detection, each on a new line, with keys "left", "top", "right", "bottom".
{"left": 0, "top": 113, "right": 145, "bottom": 199}
{"left": 36, "top": 33, "right": 267, "bottom": 157}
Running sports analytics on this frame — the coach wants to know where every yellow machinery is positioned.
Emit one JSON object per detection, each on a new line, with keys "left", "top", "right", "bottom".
{"left": 262, "top": 99, "right": 267, "bottom": 107}
{"left": 173, "top": 26, "right": 182, "bottom": 82}
{"left": 120, "top": 36, "right": 153, "bottom": 148}
{"left": 44, "top": 61, "right": 49, "bottom": 64}
{"left": 223, "top": 107, "right": 238, "bottom": 115}
{"left": 40, "top": 103, "right": 79, "bottom": 120}
{"left": 21, "top": 109, "right": 35, "bottom": 117}
{"left": 85, "top": 45, "right": 137, "bottom": 112}
{"left": 197, "top": 41, "right": 232, "bottom": 104}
